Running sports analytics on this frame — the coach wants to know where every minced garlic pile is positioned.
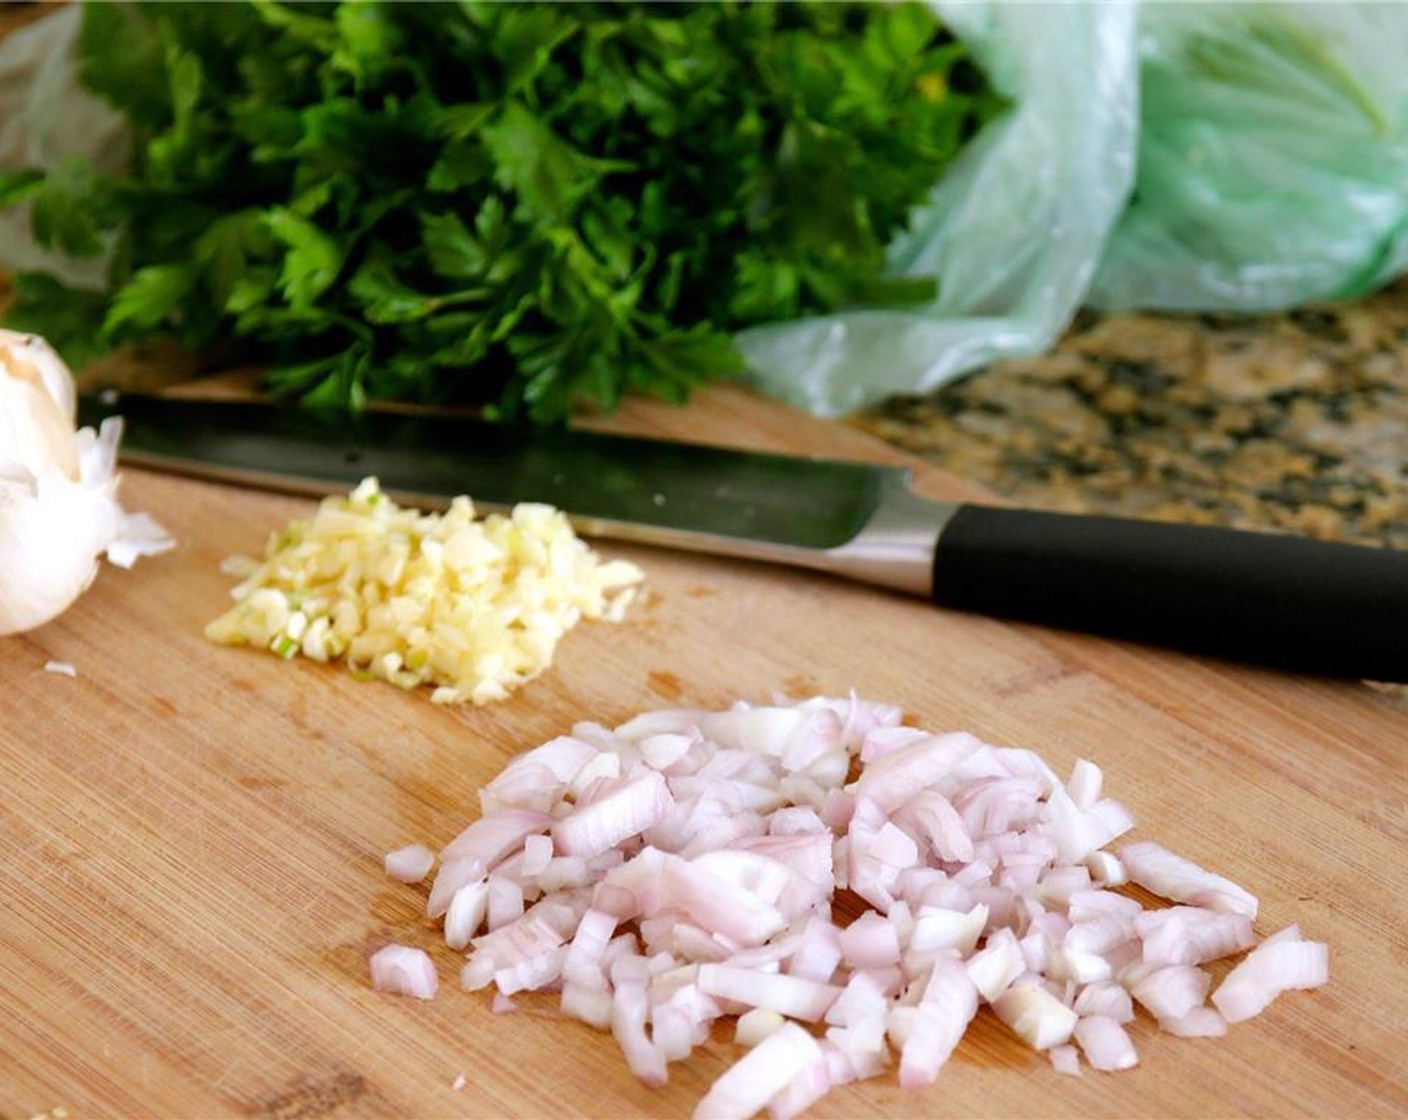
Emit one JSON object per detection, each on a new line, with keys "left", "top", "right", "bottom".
{"left": 205, "top": 478, "right": 642, "bottom": 704}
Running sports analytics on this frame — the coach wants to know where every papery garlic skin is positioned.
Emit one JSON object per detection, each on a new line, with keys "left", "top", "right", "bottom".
{"left": 0, "top": 470, "right": 115, "bottom": 635}
{"left": 0, "top": 331, "right": 174, "bottom": 636}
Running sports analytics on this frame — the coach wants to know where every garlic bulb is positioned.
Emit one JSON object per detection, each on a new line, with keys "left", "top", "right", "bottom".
{"left": 0, "top": 329, "right": 173, "bottom": 636}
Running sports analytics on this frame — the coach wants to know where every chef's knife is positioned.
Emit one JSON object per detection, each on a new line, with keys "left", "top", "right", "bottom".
{"left": 80, "top": 392, "right": 1408, "bottom": 682}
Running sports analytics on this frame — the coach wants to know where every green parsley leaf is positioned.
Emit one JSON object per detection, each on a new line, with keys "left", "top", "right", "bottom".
{"left": 0, "top": 169, "right": 45, "bottom": 208}
{"left": 29, "top": 157, "right": 109, "bottom": 258}
{"left": 420, "top": 211, "right": 487, "bottom": 281}
{"left": 265, "top": 209, "right": 343, "bottom": 309}
{"left": 103, "top": 263, "right": 197, "bottom": 336}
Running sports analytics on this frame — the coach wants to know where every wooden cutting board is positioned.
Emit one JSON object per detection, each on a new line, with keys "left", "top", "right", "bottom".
{"left": 1, "top": 384, "right": 1405, "bottom": 1120}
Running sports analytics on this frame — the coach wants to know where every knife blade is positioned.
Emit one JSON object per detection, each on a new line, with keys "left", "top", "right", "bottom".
{"left": 80, "top": 392, "right": 1408, "bottom": 682}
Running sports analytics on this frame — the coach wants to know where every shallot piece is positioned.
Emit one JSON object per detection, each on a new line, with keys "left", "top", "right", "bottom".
{"left": 1159, "top": 1007, "right": 1228, "bottom": 1038}
{"left": 899, "top": 954, "right": 978, "bottom": 1087}
{"left": 369, "top": 944, "right": 438, "bottom": 999}
{"left": 992, "top": 984, "right": 1078, "bottom": 1051}
{"left": 694, "top": 1023, "right": 822, "bottom": 1120}
{"left": 1212, "top": 929, "right": 1329, "bottom": 1023}
{"left": 371, "top": 695, "right": 1330, "bottom": 1119}
{"left": 1074, "top": 1015, "right": 1138, "bottom": 1071}
{"left": 1050, "top": 1045, "right": 1082, "bottom": 1077}
{"left": 735, "top": 1008, "right": 785, "bottom": 1048}
{"left": 384, "top": 844, "right": 436, "bottom": 884}
{"left": 1120, "top": 841, "right": 1258, "bottom": 919}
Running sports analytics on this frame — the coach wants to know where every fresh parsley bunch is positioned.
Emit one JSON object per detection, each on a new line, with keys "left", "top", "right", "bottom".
{"left": 1, "top": 2, "right": 1001, "bottom": 421}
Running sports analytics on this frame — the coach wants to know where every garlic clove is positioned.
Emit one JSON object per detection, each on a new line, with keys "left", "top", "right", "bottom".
{"left": 0, "top": 330, "right": 82, "bottom": 481}
{"left": 0, "top": 329, "right": 76, "bottom": 420}
{"left": 0, "top": 365, "right": 79, "bottom": 480}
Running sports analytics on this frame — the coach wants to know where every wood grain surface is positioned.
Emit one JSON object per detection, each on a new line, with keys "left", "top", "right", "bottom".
{"left": 1, "top": 383, "right": 1405, "bottom": 1120}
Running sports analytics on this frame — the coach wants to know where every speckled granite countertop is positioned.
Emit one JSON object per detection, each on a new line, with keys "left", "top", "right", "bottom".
{"left": 855, "top": 280, "right": 1408, "bottom": 549}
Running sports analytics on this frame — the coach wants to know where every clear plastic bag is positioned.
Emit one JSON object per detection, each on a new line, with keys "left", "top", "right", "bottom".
{"left": 737, "top": 2, "right": 1139, "bottom": 417}
{"left": 1090, "top": 4, "right": 1408, "bottom": 312}
{"left": 0, "top": 7, "right": 125, "bottom": 290}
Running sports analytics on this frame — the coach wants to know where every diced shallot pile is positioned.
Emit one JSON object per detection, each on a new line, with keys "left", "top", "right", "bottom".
{"left": 373, "top": 696, "right": 1328, "bottom": 1118}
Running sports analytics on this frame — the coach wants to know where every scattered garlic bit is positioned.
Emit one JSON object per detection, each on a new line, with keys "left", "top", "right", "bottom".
{"left": 451, "top": 1074, "right": 466, "bottom": 1092}
{"left": 0, "top": 330, "right": 173, "bottom": 636}
{"left": 206, "top": 478, "right": 642, "bottom": 705}
{"left": 376, "top": 696, "right": 1329, "bottom": 1119}
{"left": 219, "top": 554, "right": 260, "bottom": 578}
{"left": 43, "top": 660, "right": 77, "bottom": 678}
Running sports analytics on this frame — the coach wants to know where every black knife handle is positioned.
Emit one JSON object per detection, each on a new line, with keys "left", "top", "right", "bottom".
{"left": 931, "top": 504, "right": 1408, "bottom": 681}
